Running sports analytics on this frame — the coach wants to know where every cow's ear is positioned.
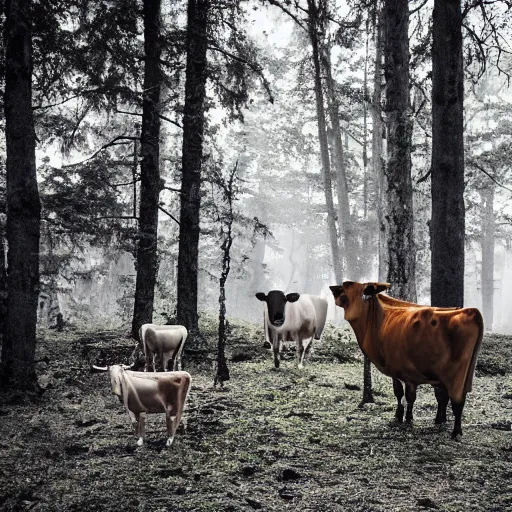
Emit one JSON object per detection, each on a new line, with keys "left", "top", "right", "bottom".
{"left": 286, "top": 293, "right": 300, "bottom": 303}
{"left": 362, "top": 282, "right": 390, "bottom": 296}
{"left": 329, "top": 285, "right": 343, "bottom": 297}
{"left": 255, "top": 292, "right": 267, "bottom": 302}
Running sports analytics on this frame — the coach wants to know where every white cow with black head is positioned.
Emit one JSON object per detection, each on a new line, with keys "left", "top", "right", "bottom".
{"left": 256, "top": 290, "right": 328, "bottom": 369}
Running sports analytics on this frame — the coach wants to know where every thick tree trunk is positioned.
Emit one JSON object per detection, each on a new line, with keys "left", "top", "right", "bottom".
{"left": 131, "top": 0, "right": 163, "bottom": 340}
{"left": 177, "top": 0, "right": 210, "bottom": 333}
{"left": 307, "top": 0, "right": 342, "bottom": 283}
{"left": 372, "top": 8, "right": 387, "bottom": 283}
{"left": 481, "top": 186, "right": 494, "bottom": 331}
{"left": 431, "top": 0, "right": 464, "bottom": 308}
{"left": 383, "top": 0, "right": 416, "bottom": 302}
{"left": 1, "top": 0, "right": 41, "bottom": 389}
{"left": 321, "top": 47, "right": 356, "bottom": 280}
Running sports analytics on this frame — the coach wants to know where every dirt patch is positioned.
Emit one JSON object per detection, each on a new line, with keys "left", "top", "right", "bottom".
{"left": 0, "top": 324, "right": 511, "bottom": 511}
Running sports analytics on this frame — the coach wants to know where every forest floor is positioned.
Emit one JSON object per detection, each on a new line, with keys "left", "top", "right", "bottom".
{"left": 0, "top": 316, "right": 511, "bottom": 512}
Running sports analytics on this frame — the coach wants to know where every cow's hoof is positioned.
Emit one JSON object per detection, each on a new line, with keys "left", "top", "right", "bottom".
{"left": 451, "top": 431, "right": 462, "bottom": 442}
{"left": 298, "top": 363, "right": 304, "bottom": 370}
{"left": 137, "top": 437, "right": 144, "bottom": 446}
{"left": 166, "top": 437, "right": 174, "bottom": 447}
{"left": 435, "top": 416, "right": 447, "bottom": 424}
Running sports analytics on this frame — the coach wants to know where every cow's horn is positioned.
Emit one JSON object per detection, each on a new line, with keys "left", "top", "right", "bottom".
{"left": 92, "top": 364, "right": 109, "bottom": 371}
{"left": 121, "top": 363, "right": 135, "bottom": 369}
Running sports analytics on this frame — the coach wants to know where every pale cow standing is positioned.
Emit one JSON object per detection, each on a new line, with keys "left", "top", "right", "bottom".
{"left": 139, "top": 324, "right": 188, "bottom": 372}
{"left": 94, "top": 364, "right": 191, "bottom": 447}
{"left": 256, "top": 290, "right": 328, "bottom": 369}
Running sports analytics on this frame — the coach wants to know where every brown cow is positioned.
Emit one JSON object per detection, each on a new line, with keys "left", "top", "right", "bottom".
{"left": 329, "top": 281, "right": 484, "bottom": 439}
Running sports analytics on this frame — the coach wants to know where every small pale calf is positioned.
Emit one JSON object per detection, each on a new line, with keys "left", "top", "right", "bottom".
{"left": 105, "top": 365, "right": 191, "bottom": 447}
{"left": 139, "top": 324, "right": 188, "bottom": 372}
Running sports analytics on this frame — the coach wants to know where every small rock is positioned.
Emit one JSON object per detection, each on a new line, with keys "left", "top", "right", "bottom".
{"left": 280, "top": 468, "right": 301, "bottom": 481}
{"left": 491, "top": 421, "right": 512, "bottom": 431}
{"left": 65, "top": 444, "right": 89, "bottom": 456}
{"left": 417, "top": 497, "right": 439, "bottom": 509}
{"left": 246, "top": 497, "right": 262, "bottom": 509}
{"left": 241, "top": 465, "right": 257, "bottom": 477}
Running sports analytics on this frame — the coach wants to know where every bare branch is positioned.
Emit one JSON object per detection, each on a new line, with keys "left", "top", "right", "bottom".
{"left": 410, "top": 0, "right": 429, "bottom": 16}
{"left": 116, "top": 109, "right": 183, "bottom": 129}
{"left": 467, "top": 160, "right": 512, "bottom": 193}
{"left": 265, "top": 0, "right": 308, "bottom": 30}
{"left": 158, "top": 205, "right": 180, "bottom": 225}
{"left": 61, "top": 136, "right": 139, "bottom": 168}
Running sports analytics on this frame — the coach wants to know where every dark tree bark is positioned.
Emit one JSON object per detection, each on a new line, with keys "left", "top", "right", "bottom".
{"left": 431, "top": 0, "right": 464, "bottom": 308}
{"left": 480, "top": 185, "right": 494, "bottom": 331}
{"left": 214, "top": 164, "right": 238, "bottom": 387}
{"left": 177, "top": 0, "right": 210, "bottom": 333}
{"left": 383, "top": 0, "right": 416, "bottom": 302}
{"left": 131, "top": 0, "right": 163, "bottom": 341}
{"left": 372, "top": 8, "right": 387, "bottom": 283}
{"left": 0, "top": 219, "right": 6, "bottom": 344}
{"left": 1, "top": 0, "right": 42, "bottom": 389}
{"left": 306, "top": 0, "right": 342, "bottom": 283}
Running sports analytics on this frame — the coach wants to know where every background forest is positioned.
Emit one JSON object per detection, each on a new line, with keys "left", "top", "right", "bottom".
{"left": 1, "top": 0, "right": 512, "bottom": 386}
{"left": 1, "top": 2, "right": 512, "bottom": 511}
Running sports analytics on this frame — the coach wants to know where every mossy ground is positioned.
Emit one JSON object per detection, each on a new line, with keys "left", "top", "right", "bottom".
{"left": 0, "top": 318, "right": 511, "bottom": 512}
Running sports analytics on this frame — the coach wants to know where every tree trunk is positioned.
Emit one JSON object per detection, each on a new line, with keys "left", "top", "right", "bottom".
{"left": 322, "top": 47, "right": 357, "bottom": 281}
{"left": 177, "top": 0, "right": 210, "bottom": 333}
{"left": 215, "top": 226, "right": 232, "bottom": 387}
{"left": 431, "top": 0, "right": 464, "bottom": 308}
{"left": 383, "top": 0, "right": 416, "bottom": 302}
{"left": 481, "top": 186, "right": 494, "bottom": 331}
{"left": 306, "top": 0, "right": 342, "bottom": 283}
{"left": 1, "top": 0, "right": 41, "bottom": 389}
{"left": 0, "top": 219, "right": 6, "bottom": 344}
{"left": 372, "top": 7, "right": 387, "bottom": 283}
{"left": 131, "top": 0, "right": 163, "bottom": 341}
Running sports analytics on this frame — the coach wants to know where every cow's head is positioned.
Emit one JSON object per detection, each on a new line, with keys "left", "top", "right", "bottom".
{"left": 92, "top": 363, "right": 133, "bottom": 398}
{"left": 330, "top": 281, "right": 390, "bottom": 321}
{"left": 255, "top": 290, "right": 300, "bottom": 327}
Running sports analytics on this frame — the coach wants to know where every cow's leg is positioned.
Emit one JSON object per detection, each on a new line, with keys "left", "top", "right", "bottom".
{"left": 162, "top": 353, "right": 171, "bottom": 372}
{"left": 392, "top": 378, "right": 405, "bottom": 423}
{"left": 272, "top": 333, "right": 280, "bottom": 368}
{"left": 166, "top": 413, "right": 178, "bottom": 447}
{"left": 405, "top": 382, "right": 417, "bottom": 423}
{"left": 296, "top": 338, "right": 304, "bottom": 369}
{"left": 434, "top": 385, "right": 449, "bottom": 424}
{"left": 144, "top": 350, "right": 153, "bottom": 372}
{"left": 450, "top": 398, "right": 465, "bottom": 440}
{"left": 137, "top": 413, "right": 146, "bottom": 446}
{"left": 298, "top": 336, "right": 313, "bottom": 369}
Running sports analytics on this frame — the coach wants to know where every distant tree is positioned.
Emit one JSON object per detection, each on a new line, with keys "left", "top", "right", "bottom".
{"left": 131, "top": 0, "right": 163, "bottom": 340}
{"left": 383, "top": 0, "right": 416, "bottom": 302}
{"left": 1, "top": 0, "right": 41, "bottom": 389}
{"left": 306, "top": 0, "right": 342, "bottom": 282}
{"left": 431, "top": 0, "right": 464, "bottom": 308}
{"left": 212, "top": 161, "right": 240, "bottom": 387}
{"left": 176, "top": 0, "right": 211, "bottom": 334}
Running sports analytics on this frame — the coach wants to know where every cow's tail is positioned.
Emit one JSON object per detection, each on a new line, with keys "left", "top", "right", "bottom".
{"left": 464, "top": 309, "right": 484, "bottom": 394}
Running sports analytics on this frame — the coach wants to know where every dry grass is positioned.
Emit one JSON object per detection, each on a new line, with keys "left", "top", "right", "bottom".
{"left": 0, "top": 320, "right": 511, "bottom": 511}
